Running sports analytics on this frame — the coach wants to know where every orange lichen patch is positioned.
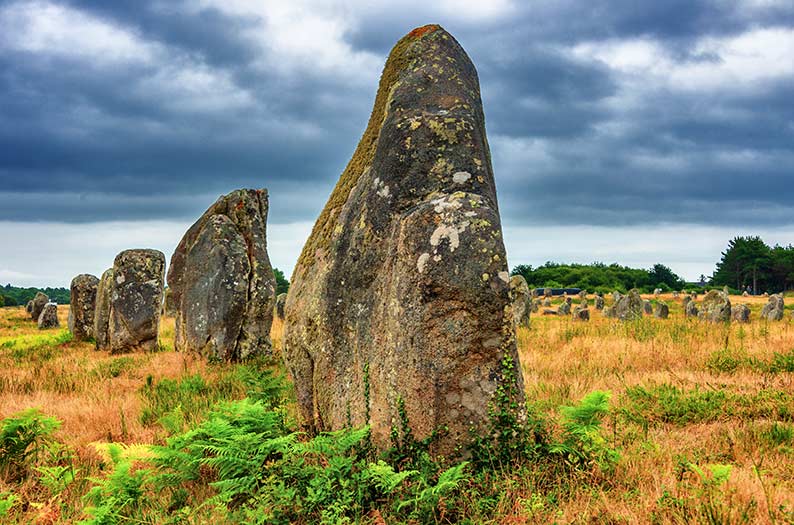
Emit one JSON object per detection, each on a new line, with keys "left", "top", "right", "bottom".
{"left": 408, "top": 24, "right": 441, "bottom": 39}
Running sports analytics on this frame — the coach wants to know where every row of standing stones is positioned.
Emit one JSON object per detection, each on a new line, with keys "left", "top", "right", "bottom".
{"left": 504, "top": 278, "right": 788, "bottom": 326}
{"left": 23, "top": 25, "right": 791, "bottom": 458}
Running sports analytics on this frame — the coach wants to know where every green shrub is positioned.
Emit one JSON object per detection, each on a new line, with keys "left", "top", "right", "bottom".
{"left": 0, "top": 408, "right": 61, "bottom": 482}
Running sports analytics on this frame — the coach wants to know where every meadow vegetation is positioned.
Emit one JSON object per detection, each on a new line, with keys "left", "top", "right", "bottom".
{"left": 0, "top": 295, "right": 792, "bottom": 523}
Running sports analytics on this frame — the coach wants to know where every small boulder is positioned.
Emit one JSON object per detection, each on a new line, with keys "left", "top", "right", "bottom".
{"left": 731, "top": 304, "right": 750, "bottom": 323}
{"left": 109, "top": 249, "right": 165, "bottom": 353}
{"left": 615, "top": 289, "right": 643, "bottom": 321}
{"left": 542, "top": 309, "right": 558, "bottom": 316}
{"left": 573, "top": 306, "right": 590, "bottom": 321}
{"left": 30, "top": 292, "right": 48, "bottom": 321}
{"left": 510, "top": 275, "right": 531, "bottom": 328}
{"left": 654, "top": 288, "right": 662, "bottom": 298}
{"left": 699, "top": 290, "right": 731, "bottom": 323}
{"left": 760, "top": 294, "right": 784, "bottom": 321}
{"left": 37, "top": 303, "right": 59, "bottom": 329}
{"left": 654, "top": 302, "right": 669, "bottom": 319}
{"left": 68, "top": 274, "right": 99, "bottom": 341}
{"left": 742, "top": 291, "right": 749, "bottom": 297}
{"left": 672, "top": 291, "right": 680, "bottom": 299}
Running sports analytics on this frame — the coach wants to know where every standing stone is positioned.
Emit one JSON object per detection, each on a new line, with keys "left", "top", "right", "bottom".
{"left": 168, "top": 189, "right": 276, "bottom": 361}
{"left": 564, "top": 296, "right": 572, "bottom": 305}
{"left": 25, "top": 301, "right": 33, "bottom": 314}
{"left": 760, "top": 294, "right": 784, "bottom": 321}
{"left": 612, "top": 291, "right": 622, "bottom": 303}
{"left": 654, "top": 302, "right": 669, "bottom": 319}
{"left": 542, "top": 298, "right": 551, "bottom": 307}
{"left": 643, "top": 300, "right": 653, "bottom": 315}
{"left": 94, "top": 268, "right": 114, "bottom": 351}
{"left": 654, "top": 288, "right": 662, "bottom": 298}
{"left": 578, "top": 290, "right": 587, "bottom": 300}
{"left": 699, "top": 290, "right": 731, "bottom": 323}
{"left": 573, "top": 305, "right": 590, "bottom": 321}
{"left": 544, "top": 287, "right": 552, "bottom": 298}
{"left": 162, "top": 288, "right": 177, "bottom": 318}
{"left": 109, "top": 249, "right": 165, "bottom": 353}
{"left": 685, "top": 300, "right": 699, "bottom": 318}
{"left": 530, "top": 288, "right": 539, "bottom": 299}
{"left": 731, "top": 304, "right": 750, "bottom": 323}
{"left": 68, "top": 274, "right": 99, "bottom": 341}
{"left": 615, "top": 289, "right": 643, "bottom": 321}
{"left": 595, "top": 295, "right": 605, "bottom": 310}
{"left": 37, "top": 303, "right": 59, "bottom": 329}
{"left": 275, "top": 293, "right": 287, "bottom": 321}
{"left": 510, "top": 275, "right": 531, "bottom": 328}
{"left": 558, "top": 301, "right": 571, "bottom": 315}
{"left": 30, "top": 292, "right": 49, "bottom": 321}
{"left": 283, "top": 25, "right": 524, "bottom": 456}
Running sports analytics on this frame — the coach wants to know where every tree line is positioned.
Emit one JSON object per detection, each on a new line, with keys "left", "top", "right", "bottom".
{"left": 710, "top": 236, "right": 794, "bottom": 294}
{"left": 511, "top": 262, "right": 686, "bottom": 294}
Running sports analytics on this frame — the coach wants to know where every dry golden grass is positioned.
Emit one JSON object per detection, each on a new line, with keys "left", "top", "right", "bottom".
{"left": 516, "top": 292, "right": 794, "bottom": 524}
{"left": 0, "top": 293, "right": 791, "bottom": 523}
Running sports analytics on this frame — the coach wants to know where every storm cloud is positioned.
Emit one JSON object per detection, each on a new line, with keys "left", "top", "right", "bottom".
{"left": 1, "top": 0, "right": 793, "bottom": 285}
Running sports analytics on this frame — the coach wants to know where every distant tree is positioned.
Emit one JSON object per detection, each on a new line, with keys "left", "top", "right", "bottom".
{"left": 273, "top": 268, "right": 290, "bottom": 295}
{"left": 648, "top": 264, "right": 686, "bottom": 290}
{"left": 511, "top": 261, "right": 686, "bottom": 294}
{"left": 1, "top": 295, "right": 15, "bottom": 307}
{"left": 711, "top": 236, "right": 772, "bottom": 294}
{"left": 770, "top": 244, "right": 794, "bottom": 292}
{"left": 0, "top": 295, "right": 4, "bottom": 307}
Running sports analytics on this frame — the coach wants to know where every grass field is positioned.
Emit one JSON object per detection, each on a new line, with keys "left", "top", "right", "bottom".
{"left": 0, "top": 293, "right": 792, "bottom": 523}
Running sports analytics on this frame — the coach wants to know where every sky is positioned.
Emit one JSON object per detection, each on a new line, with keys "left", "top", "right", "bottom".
{"left": 1, "top": 0, "right": 793, "bottom": 287}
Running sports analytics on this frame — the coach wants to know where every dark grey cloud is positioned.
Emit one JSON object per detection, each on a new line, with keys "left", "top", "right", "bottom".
{"left": 0, "top": 0, "right": 793, "bottom": 232}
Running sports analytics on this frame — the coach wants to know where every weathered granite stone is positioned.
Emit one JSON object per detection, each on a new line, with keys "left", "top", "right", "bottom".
{"left": 594, "top": 296, "right": 605, "bottom": 310}
{"left": 558, "top": 301, "right": 571, "bottom": 315}
{"left": 573, "top": 306, "right": 590, "bottom": 321}
{"left": 643, "top": 300, "right": 653, "bottom": 315}
{"left": 760, "top": 294, "right": 784, "bottom": 321}
{"left": 275, "top": 293, "right": 287, "bottom": 321}
{"left": 68, "top": 274, "right": 99, "bottom": 341}
{"left": 699, "top": 290, "right": 731, "bottom": 323}
{"left": 37, "top": 303, "right": 59, "bottom": 329}
{"left": 654, "top": 302, "right": 669, "bottom": 319}
{"left": 612, "top": 291, "right": 622, "bottom": 303}
{"left": 685, "top": 300, "right": 699, "bottom": 318}
{"left": 168, "top": 189, "right": 276, "bottom": 361}
{"left": 731, "top": 304, "right": 750, "bottom": 323}
{"left": 25, "top": 301, "right": 33, "bottom": 314}
{"left": 94, "top": 268, "right": 114, "bottom": 351}
{"left": 615, "top": 289, "right": 643, "bottom": 321}
{"left": 162, "top": 288, "right": 177, "bottom": 317}
{"left": 510, "top": 275, "right": 531, "bottom": 328}
{"left": 30, "top": 292, "right": 48, "bottom": 321}
{"left": 109, "top": 249, "right": 165, "bottom": 353}
{"left": 283, "top": 25, "right": 524, "bottom": 456}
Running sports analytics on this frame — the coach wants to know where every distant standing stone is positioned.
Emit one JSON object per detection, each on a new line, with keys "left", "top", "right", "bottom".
{"left": 68, "top": 274, "right": 99, "bottom": 341}
{"left": 699, "top": 290, "right": 731, "bottom": 323}
{"left": 643, "top": 300, "right": 653, "bottom": 315}
{"left": 530, "top": 299, "right": 540, "bottom": 313}
{"left": 685, "top": 300, "right": 699, "bottom": 318}
{"left": 275, "top": 292, "right": 287, "bottom": 321}
{"left": 94, "top": 268, "right": 114, "bottom": 351}
{"left": 578, "top": 290, "right": 587, "bottom": 300}
{"left": 558, "top": 301, "right": 571, "bottom": 315}
{"left": 654, "top": 288, "right": 662, "bottom": 298}
{"left": 510, "top": 275, "right": 531, "bottom": 328}
{"left": 654, "top": 302, "right": 669, "bottom": 319}
{"left": 573, "top": 305, "right": 590, "bottom": 321}
{"left": 615, "top": 289, "right": 643, "bottom": 321}
{"left": 731, "top": 304, "right": 750, "bottom": 323}
{"left": 25, "top": 301, "right": 33, "bottom": 314}
{"left": 542, "top": 298, "right": 551, "bottom": 307}
{"left": 109, "top": 249, "right": 165, "bottom": 353}
{"left": 37, "top": 303, "right": 59, "bottom": 329}
{"left": 742, "top": 291, "right": 749, "bottom": 297}
{"left": 544, "top": 287, "right": 552, "bottom": 298}
{"left": 30, "top": 292, "right": 48, "bottom": 321}
{"left": 612, "top": 291, "right": 622, "bottom": 303}
{"left": 760, "top": 294, "right": 784, "bottom": 321}
{"left": 594, "top": 296, "right": 605, "bottom": 310}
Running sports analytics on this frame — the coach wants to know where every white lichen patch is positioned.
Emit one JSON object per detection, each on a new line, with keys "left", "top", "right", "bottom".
{"left": 498, "top": 271, "right": 510, "bottom": 283}
{"left": 373, "top": 177, "right": 391, "bottom": 198}
{"left": 430, "top": 223, "right": 462, "bottom": 251}
{"left": 452, "top": 171, "right": 471, "bottom": 184}
{"left": 417, "top": 252, "right": 430, "bottom": 273}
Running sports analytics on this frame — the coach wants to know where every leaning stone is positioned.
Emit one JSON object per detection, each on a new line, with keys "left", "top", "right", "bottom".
{"left": 699, "top": 290, "right": 731, "bottom": 323}
{"left": 37, "top": 303, "right": 59, "bottom": 329}
{"left": 654, "top": 302, "right": 669, "bottom": 319}
{"left": 110, "top": 249, "right": 165, "bottom": 353}
{"left": 168, "top": 189, "right": 276, "bottom": 361}
{"left": 760, "top": 294, "right": 784, "bottom": 321}
{"left": 510, "top": 275, "right": 531, "bottom": 328}
{"left": 94, "top": 268, "right": 114, "bottom": 351}
{"left": 615, "top": 289, "right": 643, "bottom": 321}
{"left": 282, "top": 25, "right": 524, "bottom": 456}
{"left": 68, "top": 274, "right": 99, "bottom": 341}
{"left": 731, "top": 304, "right": 750, "bottom": 323}
{"left": 643, "top": 300, "right": 653, "bottom": 315}
{"left": 573, "top": 306, "right": 590, "bottom": 321}
{"left": 30, "top": 292, "right": 49, "bottom": 321}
